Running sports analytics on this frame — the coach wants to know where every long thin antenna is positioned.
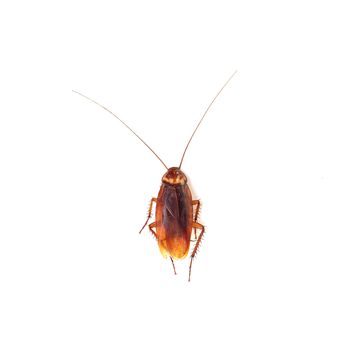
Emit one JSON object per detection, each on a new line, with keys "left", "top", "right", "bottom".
{"left": 72, "top": 90, "right": 168, "bottom": 170}
{"left": 178, "top": 70, "right": 237, "bottom": 169}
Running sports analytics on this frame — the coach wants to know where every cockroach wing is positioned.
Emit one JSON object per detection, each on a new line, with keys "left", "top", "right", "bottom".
{"left": 156, "top": 184, "right": 193, "bottom": 260}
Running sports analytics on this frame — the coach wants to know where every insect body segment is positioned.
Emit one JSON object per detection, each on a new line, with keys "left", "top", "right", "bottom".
{"left": 140, "top": 167, "right": 205, "bottom": 281}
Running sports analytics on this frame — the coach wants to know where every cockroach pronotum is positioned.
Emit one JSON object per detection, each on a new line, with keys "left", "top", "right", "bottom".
{"left": 73, "top": 71, "right": 236, "bottom": 281}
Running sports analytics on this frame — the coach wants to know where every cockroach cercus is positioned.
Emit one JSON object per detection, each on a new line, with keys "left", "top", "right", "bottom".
{"left": 73, "top": 71, "right": 237, "bottom": 281}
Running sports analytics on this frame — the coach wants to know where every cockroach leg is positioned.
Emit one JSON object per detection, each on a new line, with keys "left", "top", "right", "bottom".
{"left": 139, "top": 198, "right": 157, "bottom": 234}
{"left": 148, "top": 222, "right": 157, "bottom": 240}
{"left": 192, "top": 200, "right": 201, "bottom": 240}
{"left": 188, "top": 222, "right": 205, "bottom": 282}
{"left": 170, "top": 257, "right": 177, "bottom": 275}
{"left": 148, "top": 222, "right": 177, "bottom": 276}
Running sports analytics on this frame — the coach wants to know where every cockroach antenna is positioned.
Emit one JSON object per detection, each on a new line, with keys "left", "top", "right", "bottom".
{"left": 72, "top": 90, "right": 168, "bottom": 170}
{"left": 178, "top": 70, "right": 238, "bottom": 169}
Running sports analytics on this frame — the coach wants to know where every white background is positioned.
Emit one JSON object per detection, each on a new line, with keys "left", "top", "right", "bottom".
{"left": 0, "top": 1, "right": 349, "bottom": 349}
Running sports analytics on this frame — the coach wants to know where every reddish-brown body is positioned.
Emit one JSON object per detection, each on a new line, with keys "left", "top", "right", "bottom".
{"left": 140, "top": 167, "right": 204, "bottom": 280}
{"left": 155, "top": 172, "right": 193, "bottom": 259}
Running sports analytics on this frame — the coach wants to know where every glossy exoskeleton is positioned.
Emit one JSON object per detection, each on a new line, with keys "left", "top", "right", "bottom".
{"left": 73, "top": 71, "right": 236, "bottom": 281}
{"left": 139, "top": 167, "right": 203, "bottom": 281}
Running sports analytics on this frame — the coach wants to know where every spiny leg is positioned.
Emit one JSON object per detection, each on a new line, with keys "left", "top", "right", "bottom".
{"left": 148, "top": 222, "right": 157, "bottom": 239}
{"left": 188, "top": 222, "right": 205, "bottom": 282}
{"left": 170, "top": 257, "right": 177, "bottom": 275}
{"left": 193, "top": 200, "right": 201, "bottom": 222}
{"left": 149, "top": 225, "right": 176, "bottom": 276}
{"left": 192, "top": 200, "right": 201, "bottom": 240}
{"left": 139, "top": 198, "right": 157, "bottom": 234}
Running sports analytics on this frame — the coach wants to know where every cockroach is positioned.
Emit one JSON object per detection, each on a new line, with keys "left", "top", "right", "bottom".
{"left": 73, "top": 71, "right": 236, "bottom": 281}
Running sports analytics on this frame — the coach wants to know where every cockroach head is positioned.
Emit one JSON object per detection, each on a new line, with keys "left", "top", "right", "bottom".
{"left": 162, "top": 167, "right": 187, "bottom": 185}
